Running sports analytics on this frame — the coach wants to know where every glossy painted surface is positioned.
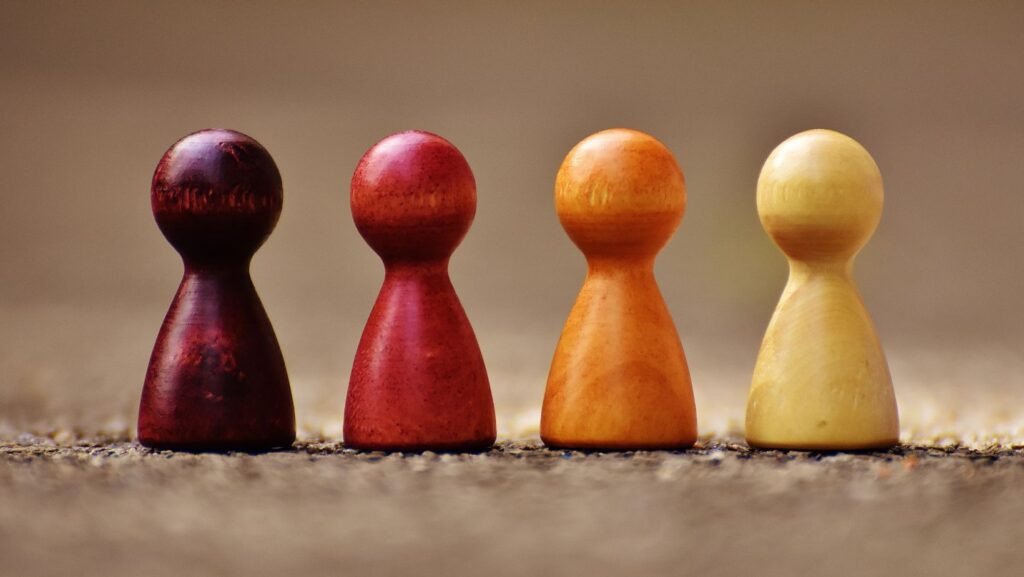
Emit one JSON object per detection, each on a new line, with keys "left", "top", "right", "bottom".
{"left": 345, "top": 131, "right": 496, "bottom": 452}
{"left": 138, "top": 129, "right": 295, "bottom": 450}
{"left": 542, "top": 128, "right": 697, "bottom": 450}
{"left": 746, "top": 129, "right": 899, "bottom": 450}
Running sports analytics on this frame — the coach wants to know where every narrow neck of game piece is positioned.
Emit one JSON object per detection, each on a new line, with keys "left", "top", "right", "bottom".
{"left": 171, "top": 263, "right": 263, "bottom": 322}
{"left": 178, "top": 261, "right": 257, "bottom": 301}
{"left": 382, "top": 257, "right": 452, "bottom": 281}
{"left": 182, "top": 258, "right": 253, "bottom": 278}
{"left": 782, "top": 258, "right": 859, "bottom": 304}
{"left": 787, "top": 258, "right": 854, "bottom": 281}
{"left": 163, "top": 264, "right": 261, "bottom": 330}
{"left": 585, "top": 255, "right": 657, "bottom": 279}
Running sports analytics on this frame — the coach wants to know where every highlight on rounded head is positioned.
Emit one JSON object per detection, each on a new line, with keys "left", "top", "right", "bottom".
{"left": 554, "top": 128, "right": 686, "bottom": 257}
{"left": 350, "top": 130, "right": 477, "bottom": 261}
{"left": 556, "top": 128, "right": 685, "bottom": 216}
{"left": 757, "top": 129, "right": 884, "bottom": 261}
{"left": 151, "top": 128, "right": 283, "bottom": 264}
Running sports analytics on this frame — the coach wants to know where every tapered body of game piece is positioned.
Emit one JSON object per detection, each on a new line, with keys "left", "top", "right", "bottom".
{"left": 541, "top": 128, "right": 697, "bottom": 450}
{"left": 138, "top": 129, "right": 295, "bottom": 450}
{"left": 746, "top": 129, "right": 899, "bottom": 450}
{"left": 345, "top": 131, "right": 496, "bottom": 452}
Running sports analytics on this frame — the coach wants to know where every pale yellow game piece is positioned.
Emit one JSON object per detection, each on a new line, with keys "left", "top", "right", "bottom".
{"left": 745, "top": 129, "right": 899, "bottom": 450}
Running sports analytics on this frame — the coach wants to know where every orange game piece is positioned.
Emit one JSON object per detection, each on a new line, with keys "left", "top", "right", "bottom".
{"left": 541, "top": 128, "right": 697, "bottom": 450}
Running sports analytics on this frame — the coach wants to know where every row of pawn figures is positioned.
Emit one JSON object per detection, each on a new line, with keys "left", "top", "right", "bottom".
{"left": 139, "top": 127, "right": 898, "bottom": 452}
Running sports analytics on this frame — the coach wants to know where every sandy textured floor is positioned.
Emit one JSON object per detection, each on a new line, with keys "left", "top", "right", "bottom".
{"left": 2, "top": 437, "right": 1023, "bottom": 577}
{"left": 3, "top": 306, "right": 1024, "bottom": 577}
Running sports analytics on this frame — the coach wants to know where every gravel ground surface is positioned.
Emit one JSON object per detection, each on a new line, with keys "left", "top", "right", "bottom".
{"left": 2, "top": 437, "right": 1023, "bottom": 577}
{"left": 4, "top": 309, "right": 1024, "bottom": 576}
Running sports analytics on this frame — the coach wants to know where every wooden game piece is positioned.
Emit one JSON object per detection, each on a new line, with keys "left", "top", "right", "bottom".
{"left": 138, "top": 128, "right": 296, "bottom": 451}
{"left": 746, "top": 129, "right": 899, "bottom": 450}
{"left": 345, "top": 130, "right": 496, "bottom": 452}
{"left": 541, "top": 128, "right": 697, "bottom": 450}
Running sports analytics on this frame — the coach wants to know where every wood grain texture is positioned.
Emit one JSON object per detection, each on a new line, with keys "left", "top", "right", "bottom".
{"left": 541, "top": 128, "right": 697, "bottom": 450}
{"left": 139, "top": 129, "right": 296, "bottom": 450}
{"left": 345, "top": 131, "right": 496, "bottom": 452}
{"left": 746, "top": 129, "right": 899, "bottom": 450}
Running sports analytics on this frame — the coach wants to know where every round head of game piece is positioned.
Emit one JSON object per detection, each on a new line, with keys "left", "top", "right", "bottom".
{"left": 151, "top": 129, "right": 283, "bottom": 265}
{"left": 757, "top": 129, "right": 884, "bottom": 263}
{"left": 351, "top": 131, "right": 476, "bottom": 262}
{"left": 555, "top": 128, "right": 686, "bottom": 260}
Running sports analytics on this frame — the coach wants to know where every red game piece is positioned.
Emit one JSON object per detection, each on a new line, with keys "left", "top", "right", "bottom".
{"left": 345, "top": 130, "right": 496, "bottom": 452}
{"left": 138, "top": 129, "right": 296, "bottom": 451}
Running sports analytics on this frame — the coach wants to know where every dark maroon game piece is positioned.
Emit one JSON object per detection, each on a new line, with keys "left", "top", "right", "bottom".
{"left": 138, "top": 128, "right": 295, "bottom": 451}
{"left": 345, "top": 130, "right": 496, "bottom": 452}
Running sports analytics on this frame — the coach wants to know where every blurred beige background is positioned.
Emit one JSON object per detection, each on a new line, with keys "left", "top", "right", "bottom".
{"left": 1, "top": 1, "right": 1022, "bottom": 443}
